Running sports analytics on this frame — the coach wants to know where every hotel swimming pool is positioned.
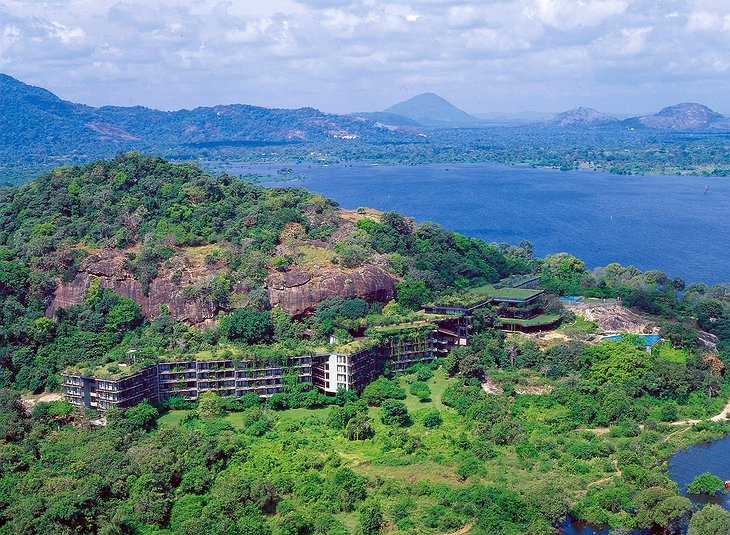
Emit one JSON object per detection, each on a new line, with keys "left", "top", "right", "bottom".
{"left": 601, "top": 334, "right": 661, "bottom": 347}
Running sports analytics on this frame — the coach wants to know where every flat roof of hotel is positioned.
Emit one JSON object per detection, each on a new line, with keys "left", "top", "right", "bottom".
{"left": 429, "top": 285, "right": 544, "bottom": 308}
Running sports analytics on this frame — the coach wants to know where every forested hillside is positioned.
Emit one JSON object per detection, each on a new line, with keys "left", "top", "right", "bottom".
{"left": 0, "top": 153, "right": 532, "bottom": 391}
{"left": 2, "top": 154, "right": 730, "bottom": 534}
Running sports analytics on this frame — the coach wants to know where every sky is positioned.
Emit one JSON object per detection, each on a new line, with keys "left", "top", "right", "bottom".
{"left": 1, "top": 0, "right": 730, "bottom": 115}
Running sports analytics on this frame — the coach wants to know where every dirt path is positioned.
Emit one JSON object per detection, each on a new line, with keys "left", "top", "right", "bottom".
{"left": 21, "top": 392, "right": 63, "bottom": 410}
{"left": 710, "top": 398, "right": 730, "bottom": 421}
{"left": 669, "top": 396, "right": 730, "bottom": 426}
{"left": 445, "top": 522, "right": 473, "bottom": 535}
{"left": 579, "top": 460, "right": 622, "bottom": 494}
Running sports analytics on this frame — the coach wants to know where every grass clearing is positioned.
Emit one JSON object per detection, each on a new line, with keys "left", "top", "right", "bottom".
{"left": 296, "top": 244, "right": 335, "bottom": 268}
{"left": 157, "top": 410, "right": 187, "bottom": 428}
{"left": 397, "top": 367, "right": 451, "bottom": 413}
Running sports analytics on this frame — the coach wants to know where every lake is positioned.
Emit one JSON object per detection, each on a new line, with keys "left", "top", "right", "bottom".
{"left": 668, "top": 433, "right": 730, "bottom": 510}
{"left": 559, "top": 432, "right": 730, "bottom": 534}
{"left": 228, "top": 163, "right": 729, "bottom": 286}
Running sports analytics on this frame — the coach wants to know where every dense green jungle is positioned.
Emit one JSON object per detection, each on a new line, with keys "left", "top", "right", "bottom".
{"left": 1, "top": 154, "right": 730, "bottom": 534}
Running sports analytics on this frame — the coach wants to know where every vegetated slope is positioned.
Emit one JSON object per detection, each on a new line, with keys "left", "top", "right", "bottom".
{"left": 0, "top": 74, "right": 424, "bottom": 182}
{"left": 2, "top": 157, "right": 730, "bottom": 535}
{"left": 383, "top": 92, "right": 482, "bottom": 126}
{"left": 6, "top": 74, "right": 730, "bottom": 182}
{"left": 0, "top": 152, "right": 533, "bottom": 390}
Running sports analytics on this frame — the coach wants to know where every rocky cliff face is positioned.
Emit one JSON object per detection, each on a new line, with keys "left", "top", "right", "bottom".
{"left": 46, "top": 249, "right": 230, "bottom": 327}
{"left": 47, "top": 248, "right": 398, "bottom": 325}
{"left": 266, "top": 266, "right": 396, "bottom": 317}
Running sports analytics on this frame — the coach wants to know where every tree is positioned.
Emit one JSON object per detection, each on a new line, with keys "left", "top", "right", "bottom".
{"left": 220, "top": 307, "right": 273, "bottom": 343}
{"left": 325, "top": 468, "right": 366, "bottom": 512}
{"left": 130, "top": 473, "right": 171, "bottom": 526}
{"left": 587, "top": 341, "right": 650, "bottom": 385}
{"left": 660, "top": 322, "right": 700, "bottom": 349}
{"left": 197, "top": 392, "right": 225, "bottom": 419}
{"left": 654, "top": 496, "right": 693, "bottom": 533}
{"left": 357, "top": 500, "right": 383, "bottom": 535}
{"left": 328, "top": 401, "right": 368, "bottom": 430}
{"left": 687, "top": 472, "right": 727, "bottom": 495}
{"left": 688, "top": 504, "right": 730, "bottom": 535}
{"left": 345, "top": 415, "right": 375, "bottom": 441}
{"left": 104, "top": 296, "right": 144, "bottom": 332}
{"left": 395, "top": 280, "right": 431, "bottom": 311}
{"left": 459, "top": 353, "right": 484, "bottom": 380}
{"left": 380, "top": 400, "right": 409, "bottom": 427}
{"left": 125, "top": 400, "right": 159, "bottom": 431}
{"left": 361, "top": 378, "right": 406, "bottom": 405}
{"left": 0, "top": 389, "right": 28, "bottom": 441}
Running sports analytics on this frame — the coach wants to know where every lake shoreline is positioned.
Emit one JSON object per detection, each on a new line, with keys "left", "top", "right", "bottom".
{"left": 222, "top": 161, "right": 729, "bottom": 286}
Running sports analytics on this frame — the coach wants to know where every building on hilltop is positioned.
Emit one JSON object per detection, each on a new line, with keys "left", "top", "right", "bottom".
{"left": 424, "top": 283, "right": 560, "bottom": 333}
{"left": 62, "top": 364, "right": 159, "bottom": 411}
{"left": 62, "top": 284, "right": 556, "bottom": 412}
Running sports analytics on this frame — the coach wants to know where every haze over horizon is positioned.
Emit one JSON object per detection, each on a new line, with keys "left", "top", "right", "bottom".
{"left": 2, "top": 1, "right": 730, "bottom": 115}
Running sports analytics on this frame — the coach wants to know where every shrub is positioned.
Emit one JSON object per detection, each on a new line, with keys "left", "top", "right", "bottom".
{"left": 423, "top": 410, "right": 442, "bottom": 428}
{"left": 362, "top": 378, "right": 406, "bottom": 405}
{"left": 380, "top": 400, "right": 410, "bottom": 427}
{"left": 409, "top": 381, "right": 431, "bottom": 402}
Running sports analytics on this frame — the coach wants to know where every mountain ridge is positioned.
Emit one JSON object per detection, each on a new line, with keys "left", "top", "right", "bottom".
{"left": 0, "top": 73, "right": 424, "bottom": 166}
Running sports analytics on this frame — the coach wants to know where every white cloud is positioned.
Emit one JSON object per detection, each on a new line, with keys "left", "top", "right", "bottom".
{"left": 0, "top": 0, "right": 729, "bottom": 114}
{"left": 526, "top": 0, "right": 628, "bottom": 30}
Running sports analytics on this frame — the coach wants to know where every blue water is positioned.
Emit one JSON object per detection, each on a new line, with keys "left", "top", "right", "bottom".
{"left": 601, "top": 334, "right": 662, "bottom": 346}
{"left": 231, "top": 162, "right": 730, "bottom": 286}
{"left": 560, "top": 433, "right": 730, "bottom": 534}
{"left": 560, "top": 296, "right": 583, "bottom": 303}
{"left": 668, "top": 433, "right": 730, "bottom": 509}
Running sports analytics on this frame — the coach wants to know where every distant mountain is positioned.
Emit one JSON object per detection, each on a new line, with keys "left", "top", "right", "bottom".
{"left": 384, "top": 93, "right": 481, "bottom": 127}
{"left": 628, "top": 103, "right": 730, "bottom": 131}
{"left": 547, "top": 107, "right": 619, "bottom": 127}
{"left": 0, "top": 73, "right": 425, "bottom": 177}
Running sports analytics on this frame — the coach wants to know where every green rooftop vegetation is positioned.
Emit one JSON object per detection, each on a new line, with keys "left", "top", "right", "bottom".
{"left": 432, "top": 284, "right": 544, "bottom": 307}
{"left": 65, "top": 361, "right": 152, "bottom": 380}
{"left": 493, "top": 274, "right": 539, "bottom": 288}
{"left": 333, "top": 308, "right": 451, "bottom": 332}
{"left": 365, "top": 321, "right": 437, "bottom": 339}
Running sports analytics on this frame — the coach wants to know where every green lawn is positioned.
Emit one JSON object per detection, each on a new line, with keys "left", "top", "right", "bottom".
{"left": 157, "top": 406, "right": 330, "bottom": 431}
{"left": 156, "top": 409, "right": 187, "bottom": 428}
{"left": 397, "top": 366, "right": 451, "bottom": 413}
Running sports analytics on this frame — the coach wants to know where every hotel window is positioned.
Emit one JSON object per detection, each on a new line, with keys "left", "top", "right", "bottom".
{"left": 337, "top": 365, "right": 347, "bottom": 372}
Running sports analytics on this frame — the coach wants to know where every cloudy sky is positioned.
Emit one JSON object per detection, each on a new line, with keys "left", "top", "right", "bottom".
{"left": 2, "top": 0, "right": 730, "bottom": 115}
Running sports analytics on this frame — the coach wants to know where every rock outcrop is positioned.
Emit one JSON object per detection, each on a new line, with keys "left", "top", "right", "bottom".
{"left": 266, "top": 265, "right": 397, "bottom": 317}
{"left": 564, "top": 301, "right": 658, "bottom": 334}
{"left": 47, "top": 248, "right": 398, "bottom": 325}
{"left": 47, "top": 249, "right": 228, "bottom": 327}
